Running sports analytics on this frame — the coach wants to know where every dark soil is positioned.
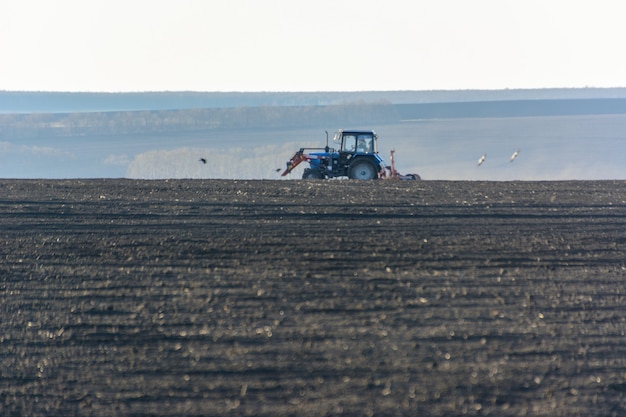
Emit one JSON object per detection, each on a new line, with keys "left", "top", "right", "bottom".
{"left": 2, "top": 179, "right": 626, "bottom": 416}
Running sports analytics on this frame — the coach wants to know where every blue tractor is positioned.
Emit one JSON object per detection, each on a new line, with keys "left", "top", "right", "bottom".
{"left": 281, "top": 129, "right": 419, "bottom": 180}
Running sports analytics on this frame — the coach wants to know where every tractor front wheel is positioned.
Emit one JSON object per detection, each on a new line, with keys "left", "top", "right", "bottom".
{"left": 302, "top": 168, "right": 325, "bottom": 179}
{"left": 348, "top": 159, "right": 377, "bottom": 180}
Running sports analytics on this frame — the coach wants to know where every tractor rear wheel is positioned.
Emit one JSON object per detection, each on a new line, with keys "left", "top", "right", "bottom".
{"left": 302, "top": 168, "right": 325, "bottom": 179}
{"left": 348, "top": 159, "right": 377, "bottom": 180}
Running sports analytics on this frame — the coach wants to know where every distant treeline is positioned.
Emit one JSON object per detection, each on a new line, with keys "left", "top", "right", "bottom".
{"left": 2, "top": 99, "right": 626, "bottom": 139}
{"left": 0, "top": 104, "right": 393, "bottom": 139}
{"left": 3, "top": 88, "right": 626, "bottom": 113}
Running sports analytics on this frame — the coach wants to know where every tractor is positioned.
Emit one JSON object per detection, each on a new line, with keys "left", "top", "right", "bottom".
{"left": 281, "top": 129, "right": 420, "bottom": 180}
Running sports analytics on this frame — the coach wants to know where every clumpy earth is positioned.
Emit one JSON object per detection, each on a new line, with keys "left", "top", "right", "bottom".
{"left": 1, "top": 179, "right": 626, "bottom": 416}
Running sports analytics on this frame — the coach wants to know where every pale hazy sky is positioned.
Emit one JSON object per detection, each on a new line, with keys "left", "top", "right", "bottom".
{"left": 2, "top": 0, "right": 625, "bottom": 92}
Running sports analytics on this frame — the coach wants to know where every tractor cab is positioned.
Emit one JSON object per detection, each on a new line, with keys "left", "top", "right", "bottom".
{"left": 335, "top": 130, "right": 377, "bottom": 154}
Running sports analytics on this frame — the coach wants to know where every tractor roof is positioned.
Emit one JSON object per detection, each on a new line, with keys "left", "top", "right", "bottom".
{"left": 340, "top": 129, "right": 376, "bottom": 135}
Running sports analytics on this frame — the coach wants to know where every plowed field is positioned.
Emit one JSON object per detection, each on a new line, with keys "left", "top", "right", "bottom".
{"left": 2, "top": 179, "right": 626, "bottom": 416}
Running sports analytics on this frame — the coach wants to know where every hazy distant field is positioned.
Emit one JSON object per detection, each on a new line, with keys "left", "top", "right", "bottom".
{"left": 2, "top": 114, "right": 626, "bottom": 181}
{"left": 2, "top": 179, "right": 626, "bottom": 416}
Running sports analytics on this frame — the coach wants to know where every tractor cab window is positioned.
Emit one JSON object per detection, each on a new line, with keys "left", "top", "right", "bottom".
{"left": 356, "top": 134, "right": 373, "bottom": 153}
{"left": 342, "top": 135, "right": 357, "bottom": 152}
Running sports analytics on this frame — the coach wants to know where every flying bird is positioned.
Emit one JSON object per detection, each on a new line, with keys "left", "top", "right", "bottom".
{"left": 477, "top": 153, "right": 486, "bottom": 166}
{"left": 510, "top": 149, "right": 520, "bottom": 162}
{"left": 199, "top": 158, "right": 207, "bottom": 164}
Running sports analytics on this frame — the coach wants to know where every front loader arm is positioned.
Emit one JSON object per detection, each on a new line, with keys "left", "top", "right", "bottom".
{"left": 281, "top": 147, "right": 333, "bottom": 177}
{"left": 281, "top": 149, "right": 309, "bottom": 176}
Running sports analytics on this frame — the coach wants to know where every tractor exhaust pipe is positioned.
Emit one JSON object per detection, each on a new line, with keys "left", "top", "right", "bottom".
{"left": 325, "top": 130, "right": 329, "bottom": 152}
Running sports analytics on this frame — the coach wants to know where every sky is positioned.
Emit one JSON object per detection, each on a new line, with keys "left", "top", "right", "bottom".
{"left": 2, "top": 0, "right": 626, "bottom": 92}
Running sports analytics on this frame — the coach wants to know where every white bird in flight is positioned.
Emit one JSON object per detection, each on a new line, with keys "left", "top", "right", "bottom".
{"left": 510, "top": 149, "right": 520, "bottom": 162}
{"left": 477, "top": 153, "right": 486, "bottom": 166}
